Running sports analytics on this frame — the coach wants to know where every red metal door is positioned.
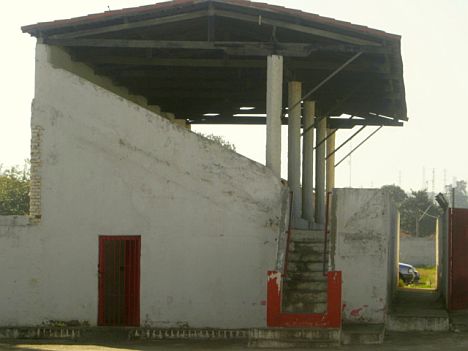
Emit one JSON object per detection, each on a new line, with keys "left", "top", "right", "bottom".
{"left": 449, "top": 209, "right": 468, "bottom": 310}
{"left": 98, "top": 236, "right": 141, "bottom": 326}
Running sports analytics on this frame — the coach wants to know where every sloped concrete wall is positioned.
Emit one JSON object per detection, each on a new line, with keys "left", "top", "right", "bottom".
{"left": 399, "top": 236, "right": 436, "bottom": 267}
{"left": 331, "top": 188, "right": 397, "bottom": 324}
{"left": 0, "top": 44, "right": 287, "bottom": 328}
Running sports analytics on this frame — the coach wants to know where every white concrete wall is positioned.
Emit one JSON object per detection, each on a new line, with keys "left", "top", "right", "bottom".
{"left": 331, "top": 188, "right": 397, "bottom": 324}
{"left": 399, "top": 236, "right": 436, "bottom": 267}
{"left": 0, "top": 44, "right": 287, "bottom": 328}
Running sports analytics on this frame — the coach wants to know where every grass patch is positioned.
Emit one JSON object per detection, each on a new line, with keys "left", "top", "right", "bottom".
{"left": 407, "top": 266, "right": 437, "bottom": 289}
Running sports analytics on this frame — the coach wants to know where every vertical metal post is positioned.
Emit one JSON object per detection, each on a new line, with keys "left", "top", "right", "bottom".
{"left": 288, "top": 81, "right": 302, "bottom": 218}
{"left": 315, "top": 116, "right": 327, "bottom": 224}
{"left": 266, "top": 55, "right": 283, "bottom": 177}
{"left": 326, "top": 128, "right": 336, "bottom": 194}
{"left": 302, "top": 101, "right": 315, "bottom": 222}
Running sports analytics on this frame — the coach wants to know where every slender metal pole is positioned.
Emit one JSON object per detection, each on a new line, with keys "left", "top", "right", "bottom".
{"left": 313, "top": 115, "right": 354, "bottom": 149}
{"left": 326, "top": 125, "right": 366, "bottom": 160}
{"left": 301, "top": 78, "right": 369, "bottom": 138}
{"left": 301, "top": 115, "right": 325, "bottom": 137}
{"left": 323, "top": 191, "right": 332, "bottom": 276}
{"left": 335, "top": 126, "right": 383, "bottom": 167}
{"left": 289, "top": 52, "right": 363, "bottom": 113}
{"left": 452, "top": 187, "right": 456, "bottom": 209}
{"left": 283, "top": 191, "right": 294, "bottom": 277}
{"left": 287, "top": 51, "right": 364, "bottom": 137}
{"left": 315, "top": 128, "right": 337, "bottom": 150}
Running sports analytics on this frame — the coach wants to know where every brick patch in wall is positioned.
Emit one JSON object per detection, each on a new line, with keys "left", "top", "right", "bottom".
{"left": 29, "top": 125, "right": 43, "bottom": 223}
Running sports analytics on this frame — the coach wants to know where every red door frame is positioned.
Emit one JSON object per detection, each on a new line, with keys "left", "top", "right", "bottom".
{"left": 448, "top": 208, "right": 468, "bottom": 310}
{"left": 98, "top": 235, "right": 141, "bottom": 326}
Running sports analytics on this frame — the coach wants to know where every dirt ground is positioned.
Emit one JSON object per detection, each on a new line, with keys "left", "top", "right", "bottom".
{"left": 2, "top": 332, "right": 468, "bottom": 351}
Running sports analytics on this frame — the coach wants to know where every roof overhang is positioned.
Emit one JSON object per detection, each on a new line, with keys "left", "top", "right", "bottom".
{"left": 23, "top": 0, "right": 407, "bottom": 127}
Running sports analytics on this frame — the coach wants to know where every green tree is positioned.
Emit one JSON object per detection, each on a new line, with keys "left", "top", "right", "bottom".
{"left": 382, "top": 184, "right": 408, "bottom": 208}
{"left": 399, "top": 190, "right": 440, "bottom": 237}
{"left": 0, "top": 164, "right": 30, "bottom": 215}
{"left": 382, "top": 185, "right": 442, "bottom": 236}
{"left": 446, "top": 180, "right": 468, "bottom": 209}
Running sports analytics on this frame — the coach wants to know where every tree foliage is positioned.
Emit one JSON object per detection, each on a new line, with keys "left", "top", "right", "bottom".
{"left": 382, "top": 185, "right": 441, "bottom": 237}
{"left": 446, "top": 180, "right": 468, "bottom": 209}
{"left": 382, "top": 184, "right": 408, "bottom": 207}
{"left": 0, "top": 164, "right": 30, "bottom": 215}
{"left": 400, "top": 190, "right": 440, "bottom": 237}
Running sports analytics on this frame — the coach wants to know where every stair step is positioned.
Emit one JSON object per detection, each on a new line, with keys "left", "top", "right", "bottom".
{"left": 290, "top": 230, "right": 326, "bottom": 243}
{"left": 283, "top": 290, "right": 328, "bottom": 303}
{"left": 287, "top": 261, "right": 325, "bottom": 271}
{"left": 341, "top": 324, "right": 385, "bottom": 345}
{"left": 282, "top": 301, "right": 328, "bottom": 314}
{"left": 386, "top": 314, "right": 449, "bottom": 332}
{"left": 249, "top": 328, "right": 340, "bottom": 348}
{"left": 283, "top": 280, "right": 328, "bottom": 291}
{"left": 286, "top": 272, "right": 329, "bottom": 281}
{"left": 287, "top": 252, "right": 327, "bottom": 263}
{"left": 284, "top": 277, "right": 328, "bottom": 291}
{"left": 289, "top": 242, "right": 329, "bottom": 254}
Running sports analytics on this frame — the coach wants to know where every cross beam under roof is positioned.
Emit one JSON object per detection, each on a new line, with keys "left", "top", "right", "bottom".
{"left": 44, "top": 38, "right": 391, "bottom": 57}
{"left": 187, "top": 116, "right": 403, "bottom": 128}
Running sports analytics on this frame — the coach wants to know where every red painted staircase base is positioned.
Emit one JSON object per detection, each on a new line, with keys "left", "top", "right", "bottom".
{"left": 267, "top": 271, "right": 342, "bottom": 328}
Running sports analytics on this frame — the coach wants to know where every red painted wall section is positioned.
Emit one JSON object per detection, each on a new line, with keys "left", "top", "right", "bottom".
{"left": 267, "top": 271, "right": 342, "bottom": 328}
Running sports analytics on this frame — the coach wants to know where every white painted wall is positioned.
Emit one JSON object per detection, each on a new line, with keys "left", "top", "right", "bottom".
{"left": 399, "top": 236, "right": 436, "bottom": 267}
{"left": 0, "top": 44, "right": 288, "bottom": 328}
{"left": 331, "top": 188, "right": 398, "bottom": 324}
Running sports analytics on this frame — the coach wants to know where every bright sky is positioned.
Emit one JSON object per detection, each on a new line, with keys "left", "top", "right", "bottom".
{"left": 1, "top": 0, "right": 467, "bottom": 192}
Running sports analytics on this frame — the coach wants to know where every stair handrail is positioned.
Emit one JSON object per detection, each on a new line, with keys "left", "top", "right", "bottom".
{"left": 323, "top": 191, "right": 332, "bottom": 276}
{"left": 283, "top": 191, "right": 294, "bottom": 278}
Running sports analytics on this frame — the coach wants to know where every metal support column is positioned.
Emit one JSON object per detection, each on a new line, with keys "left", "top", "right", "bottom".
{"left": 302, "top": 101, "right": 315, "bottom": 223}
{"left": 288, "top": 81, "right": 302, "bottom": 218}
{"left": 315, "top": 116, "right": 327, "bottom": 224}
{"left": 326, "top": 127, "right": 336, "bottom": 194}
{"left": 266, "top": 55, "right": 283, "bottom": 177}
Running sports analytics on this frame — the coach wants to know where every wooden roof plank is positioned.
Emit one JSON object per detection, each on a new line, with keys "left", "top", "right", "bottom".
{"left": 46, "top": 38, "right": 390, "bottom": 57}
{"left": 48, "top": 10, "right": 209, "bottom": 39}
{"left": 213, "top": 9, "right": 382, "bottom": 47}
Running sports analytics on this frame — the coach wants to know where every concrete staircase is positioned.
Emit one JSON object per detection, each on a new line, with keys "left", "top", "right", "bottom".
{"left": 386, "top": 289, "right": 449, "bottom": 332}
{"left": 282, "top": 229, "right": 329, "bottom": 313}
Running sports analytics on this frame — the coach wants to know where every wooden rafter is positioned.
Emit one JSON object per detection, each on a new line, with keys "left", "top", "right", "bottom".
{"left": 212, "top": 9, "right": 383, "bottom": 46}
{"left": 45, "top": 38, "right": 390, "bottom": 57}
{"left": 48, "top": 10, "right": 209, "bottom": 39}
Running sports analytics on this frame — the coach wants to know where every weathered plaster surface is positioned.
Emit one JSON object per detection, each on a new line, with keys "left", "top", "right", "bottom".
{"left": 332, "top": 188, "right": 398, "bottom": 324}
{"left": 0, "top": 44, "right": 286, "bottom": 328}
{"left": 400, "top": 236, "right": 436, "bottom": 266}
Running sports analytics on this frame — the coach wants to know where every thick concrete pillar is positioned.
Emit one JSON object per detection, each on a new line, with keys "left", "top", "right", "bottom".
{"left": 266, "top": 55, "right": 283, "bottom": 177}
{"left": 326, "top": 128, "right": 336, "bottom": 194}
{"left": 315, "top": 116, "right": 327, "bottom": 224}
{"left": 302, "top": 101, "right": 315, "bottom": 222}
{"left": 288, "top": 81, "right": 302, "bottom": 217}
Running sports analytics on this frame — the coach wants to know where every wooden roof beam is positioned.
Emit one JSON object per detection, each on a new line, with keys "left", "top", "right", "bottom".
{"left": 187, "top": 115, "right": 403, "bottom": 127}
{"left": 45, "top": 38, "right": 390, "bottom": 57}
{"left": 74, "top": 55, "right": 390, "bottom": 74}
{"left": 48, "top": 10, "right": 209, "bottom": 39}
{"left": 212, "top": 9, "right": 383, "bottom": 46}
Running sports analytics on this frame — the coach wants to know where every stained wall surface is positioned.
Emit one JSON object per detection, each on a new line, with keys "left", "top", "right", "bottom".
{"left": 332, "top": 188, "right": 398, "bottom": 324}
{"left": 0, "top": 44, "right": 287, "bottom": 328}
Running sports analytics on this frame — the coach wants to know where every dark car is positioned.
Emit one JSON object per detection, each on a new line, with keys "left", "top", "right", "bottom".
{"left": 399, "top": 263, "right": 420, "bottom": 285}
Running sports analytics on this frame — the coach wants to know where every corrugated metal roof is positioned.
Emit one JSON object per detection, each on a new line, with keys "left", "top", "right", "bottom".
{"left": 22, "top": 0, "right": 400, "bottom": 41}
